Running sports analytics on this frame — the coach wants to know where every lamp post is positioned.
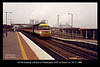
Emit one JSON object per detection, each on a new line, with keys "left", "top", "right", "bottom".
{"left": 68, "top": 13, "right": 73, "bottom": 28}
{"left": 8, "top": 19, "right": 14, "bottom": 25}
{"left": 3, "top": 11, "right": 12, "bottom": 37}
{"left": 57, "top": 15, "right": 59, "bottom": 28}
{"left": 8, "top": 19, "right": 14, "bottom": 32}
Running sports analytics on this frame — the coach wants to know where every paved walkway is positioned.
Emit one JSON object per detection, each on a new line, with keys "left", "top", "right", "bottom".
{"left": 3, "top": 31, "right": 54, "bottom": 60}
{"left": 3, "top": 32, "right": 23, "bottom": 60}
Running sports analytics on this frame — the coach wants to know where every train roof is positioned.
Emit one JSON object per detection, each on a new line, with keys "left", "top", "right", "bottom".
{"left": 39, "top": 24, "right": 49, "bottom": 26}
{"left": 33, "top": 22, "right": 49, "bottom": 26}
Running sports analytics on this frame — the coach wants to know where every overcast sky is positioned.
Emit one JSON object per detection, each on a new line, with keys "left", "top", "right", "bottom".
{"left": 3, "top": 2, "right": 97, "bottom": 28}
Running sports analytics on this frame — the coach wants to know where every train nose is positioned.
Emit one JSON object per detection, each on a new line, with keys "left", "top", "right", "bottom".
{"left": 42, "top": 31, "right": 51, "bottom": 33}
{"left": 40, "top": 31, "right": 51, "bottom": 37}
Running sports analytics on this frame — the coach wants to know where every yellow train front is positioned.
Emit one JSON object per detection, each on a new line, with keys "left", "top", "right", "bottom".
{"left": 33, "top": 23, "right": 51, "bottom": 37}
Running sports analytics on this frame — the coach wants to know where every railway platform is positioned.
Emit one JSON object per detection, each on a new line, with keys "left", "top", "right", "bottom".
{"left": 51, "top": 35, "right": 97, "bottom": 45}
{"left": 3, "top": 31, "right": 54, "bottom": 60}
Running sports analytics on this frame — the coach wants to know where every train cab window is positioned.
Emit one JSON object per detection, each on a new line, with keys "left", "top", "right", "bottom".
{"left": 38, "top": 26, "right": 50, "bottom": 30}
{"left": 34, "top": 26, "right": 38, "bottom": 30}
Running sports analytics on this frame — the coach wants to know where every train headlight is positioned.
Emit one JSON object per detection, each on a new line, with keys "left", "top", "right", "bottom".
{"left": 50, "top": 31, "right": 51, "bottom": 33}
{"left": 39, "top": 32, "right": 42, "bottom": 34}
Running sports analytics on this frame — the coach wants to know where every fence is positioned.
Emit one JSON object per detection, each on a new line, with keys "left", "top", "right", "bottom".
{"left": 51, "top": 27, "right": 97, "bottom": 40}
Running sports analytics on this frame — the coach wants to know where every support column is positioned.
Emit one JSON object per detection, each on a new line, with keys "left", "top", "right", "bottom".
{"left": 85, "top": 30, "right": 88, "bottom": 39}
{"left": 76, "top": 30, "right": 77, "bottom": 37}
{"left": 81, "top": 30, "right": 82, "bottom": 38}
{"left": 72, "top": 30, "right": 73, "bottom": 37}
{"left": 68, "top": 30, "right": 69, "bottom": 37}
{"left": 93, "top": 30, "right": 95, "bottom": 40}
{"left": 6, "top": 13, "right": 7, "bottom": 37}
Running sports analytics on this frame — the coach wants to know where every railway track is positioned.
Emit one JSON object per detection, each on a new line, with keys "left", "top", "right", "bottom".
{"left": 45, "top": 39, "right": 97, "bottom": 60}
{"left": 20, "top": 30, "right": 98, "bottom": 60}
{"left": 20, "top": 30, "right": 67, "bottom": 60}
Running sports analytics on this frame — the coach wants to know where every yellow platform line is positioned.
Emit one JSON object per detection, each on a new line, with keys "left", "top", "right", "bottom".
{"left": 16, "top": 32, "right": 28, "bottom": 60}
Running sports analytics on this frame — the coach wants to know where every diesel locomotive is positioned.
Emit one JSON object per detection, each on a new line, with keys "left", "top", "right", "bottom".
{"left": 33, "top": 22, "right": 51, "bottom": 37}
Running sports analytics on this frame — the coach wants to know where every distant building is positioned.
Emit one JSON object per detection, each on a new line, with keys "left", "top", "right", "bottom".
{"left": 41, "top": 20, "right": 46, "bottom": 22}
{"left": 30, "top": 19, "right": 34, "bottom": 24}
{"left": 59, "top": 23, "right": 71, "bottom": 28}
{"left": 35, "top": 20, "right": 39, "bottom": 24}
{"left": 18, "top": 25, "right": 24, "bottom": 28}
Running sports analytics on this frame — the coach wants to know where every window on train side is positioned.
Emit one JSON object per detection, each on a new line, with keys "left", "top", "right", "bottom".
{"left": 38, "top": 26, "right": 50, "bottom": 30}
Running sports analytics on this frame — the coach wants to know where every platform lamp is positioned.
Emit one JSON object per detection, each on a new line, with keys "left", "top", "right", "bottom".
{"left": 9, "top": 19, "right": 14, "bottom": 25}
{"left": 8, "top": 19, "right": 14, "bottom": 32}
{"left": 68, "top": 13, "right": 73, "bottom": 28}
{"left": 3, "top": 11, "right": 12, "bottom": 37}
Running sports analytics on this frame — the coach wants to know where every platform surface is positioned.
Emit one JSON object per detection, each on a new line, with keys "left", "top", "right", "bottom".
{"left": 51, "top": 35, "right": 97, "bottom": 45}
{"left": 3, "top": 32, "right": 23, "bottom": 60}
{"left": 3, "top": 31, "right": 54, "bottom": 60}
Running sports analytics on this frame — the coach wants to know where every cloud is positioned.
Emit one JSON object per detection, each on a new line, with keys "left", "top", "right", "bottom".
{"left": 30, "top": 5, "right": 54, "bottom": 20}
{"left": 3, "top": 3, "right": 97, "bottom": 28}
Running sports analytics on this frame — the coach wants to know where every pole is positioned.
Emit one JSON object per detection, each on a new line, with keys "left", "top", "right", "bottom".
{"left": 76, "top": 30, "right": 77, "bottom": 37}
{"left": 81, "top": 30, "right": 82, "bottom": 38}
{"left": 93, "top": 30, "right": 95, "bottom": 40}
{"left": 68, "top": 13, "right": 73, "bottom": 28}
{"left": 3, "top": 11, "right": 12, "bottom": 37}
{"left": 9, "top": 19, "right": 14, "bottom": 32}
{"left": 85, "top": 30, "right": 88, "bottom": 39}
{"left": 6, "top": 12, "right": 7, "bottom": 37}
{"left": 71, "top": 14, "right": 73, "bottom": 28}
{"left": 57, "top": 15, "right": 59, "bottom": 28}
{"left": 72, "top": 30, "right": 73, "bottom": 37}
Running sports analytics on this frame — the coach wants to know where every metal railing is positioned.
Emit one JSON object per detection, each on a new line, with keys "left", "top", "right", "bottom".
{"left": 51, "top": 28, "right": 97, "bottom": 40}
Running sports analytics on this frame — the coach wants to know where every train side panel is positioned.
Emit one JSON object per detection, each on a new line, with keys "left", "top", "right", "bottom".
{"left": 34, "top": 30, "right": 51, "bottom": 37}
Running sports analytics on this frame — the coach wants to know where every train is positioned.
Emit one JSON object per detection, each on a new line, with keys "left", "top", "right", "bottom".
{"left": 21, "top": 22, "right": 51, "bottom": 37}
{"left": 33, "top": 22, "right": 51, "bottom": 37}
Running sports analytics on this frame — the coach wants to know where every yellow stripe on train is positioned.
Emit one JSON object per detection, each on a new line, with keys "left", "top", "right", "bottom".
{"left": 39, "top": 24, "right": 49, "bottom": 26}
